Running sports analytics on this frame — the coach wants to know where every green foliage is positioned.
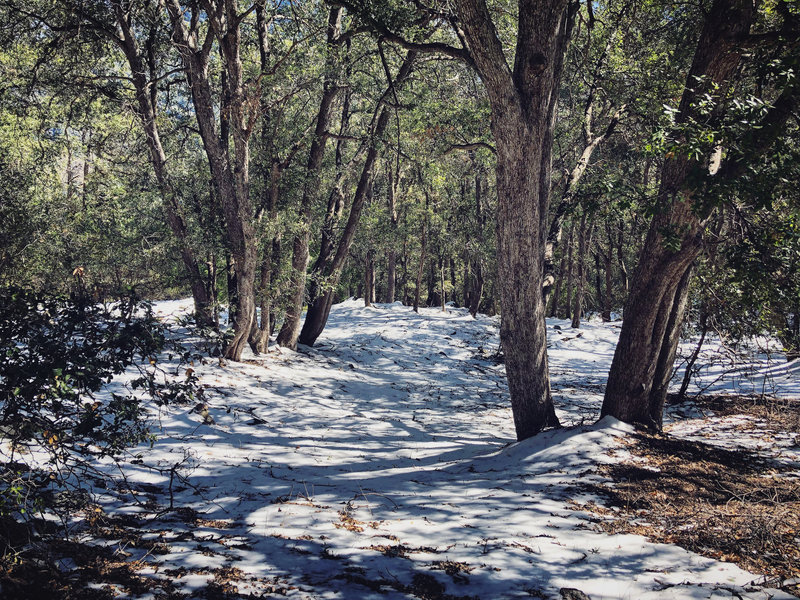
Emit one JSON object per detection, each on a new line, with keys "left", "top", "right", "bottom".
{"left": 0, "top": 288, "right": 165, "bottom": 459}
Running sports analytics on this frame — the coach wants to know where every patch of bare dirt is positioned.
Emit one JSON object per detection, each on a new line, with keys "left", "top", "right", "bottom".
{"left": 681, "top": 394, "right": 800, "bottom": 434}
{"left": 577, "top": 429, "right": 800, "bottom": 595}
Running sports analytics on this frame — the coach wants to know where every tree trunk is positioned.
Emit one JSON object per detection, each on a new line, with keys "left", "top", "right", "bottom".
{"left": 564, "top": 222, "right": 575, "bottom": 321}
{"left": 440, "top": 259, "right": 446, "bottom": 311}
{"left": 453, "top": 0, "right": 578, "bottom": 439}
{"left": 297, "top": 52, "right": 417, "bottom": 346}
{"left": 277, "top": 7, "right": 343, "bottom": 350}
{"left": 571, "top": 211, "right": 589, "bottom": 329}
{"left": 602, "top": 230, "right": 613, "bottom": 321}
{"left": 449, "top": 258, "right": 457, "bottom": 307}
{"left": 385, "top": 251, "right": 396, "bottom": 303}
{"left": 677, "top": 311, "right": 709, "bottom": 400}
{"left": 364, "top": 250, "right": 374, "bottom": 307}
{"left": 165, "top": 0, "right": 259, "bottom": 361}
{"left": 226, "top": 253, "right": 237, "bottom": 325}
{"left": 427, "top": 261, "right": 437, "bottom": 308}
{"left": 249, "top": 246, "right": 272, "bottom": 354}
{"left": 413, "top": 221, "right": 427, "bottom": 313}
{"left": 602, "top": 0, "right": 755, "bottom": 428}
{"left": 469, "top": 259, "right": 484, "bottom": 318}
{"left": 593, "top": 250, "right": 603, "bottom": 319}
{"left": 385, "top": 165, "right": 399, "bottom": 303}
{"left": 543, "top": 104, "right": 624, "bottom": 307}
{"left": 549, "top": 220, "right": 570, "bottom": 317}
{"left": 401, "top": 239, "right": 409, "bottom": 305}
{"left": 616, "top": 219, "right": 629, "bottom": 301}
{"left": 112, "top": 2, "right": 212, "bottom": 325}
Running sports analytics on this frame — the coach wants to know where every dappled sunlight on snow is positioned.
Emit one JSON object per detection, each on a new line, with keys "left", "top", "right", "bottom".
{"left": 84, "top": 301, "right": 795, "bottom": 599}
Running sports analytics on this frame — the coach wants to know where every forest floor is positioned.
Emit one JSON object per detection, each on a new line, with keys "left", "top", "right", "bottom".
{"left": 2, "top": 299, "right": 799, "bottom": 600}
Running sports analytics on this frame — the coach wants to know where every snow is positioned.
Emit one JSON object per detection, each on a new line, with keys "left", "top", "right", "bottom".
{"left": 61, "top": 302, "right": 800, "bottom": 597}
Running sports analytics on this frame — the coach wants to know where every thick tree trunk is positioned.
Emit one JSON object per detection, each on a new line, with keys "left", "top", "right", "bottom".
{"left": 165, "top": 0, "right": 259, "bottom": 361}
{"left": 602, "top": 0, "right": 755, "bottom": 429}
{"left": 453, "top": 0, "right": 577, "bottom": 439}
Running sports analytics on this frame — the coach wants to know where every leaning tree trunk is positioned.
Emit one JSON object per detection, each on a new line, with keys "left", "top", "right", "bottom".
{"left": 112, "top": 2, "right": 213, "bottom": 325}
{"left": 276, "top": 7, "right": 343, "bottom": 350}
{"left": 601, "top": 0, "right": 755, "bottom": 428}
{"left": 297, "top": 51, "right": 417, "bottom": 346}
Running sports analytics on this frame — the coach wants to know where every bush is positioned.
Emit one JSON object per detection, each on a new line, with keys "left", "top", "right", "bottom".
{"left": 0, "top": 288, "right": 168, "bottom": 547}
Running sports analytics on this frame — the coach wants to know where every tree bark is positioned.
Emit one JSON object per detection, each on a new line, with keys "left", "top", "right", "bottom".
{"left": 165, "top": 0, "right": 259, "bottom": 360}
{"left": 111, "top": 2, "right": 213, "bottom": 325}
{"left": 413, "top": 219, "right": 427, "bottom": 313}
{"left": 385, "top": 165, "right": 399, "bottom": 303}
{"left": 564, "top": 222, "right": 575, "bottom": 321}
{"left": 340, "top": 0, "right": 577, "bottom": 438}
{"left": 276, "top": 7, "right": 343, "bottom": 350}
{"left": 616, "top": 219, "right": 629, "bottom": 299}
{"left": 543, "top": 104, "right": 624, "bottom": 306}
{"left": 602, "top": 224, "right": 613, "bottom": 321}
{"left": 440, "top": 258, "right": 446, "bottom": 311}
{"left": 453, "top": 0, "right": 577, "bottom": 439}
{"left": 297, "top": 51, "right": 417, "bottom": 346}
{"left": 364, "top": 250, "right": 374, "bottom": 307}
{"left": 549, "top": 223, "right": 567, "bottom": 318}
{"left": 602, "top": 0, "right": 756, "bottom": 428}
{"left": 571, "top": 211, "right": 591, "bottom": 329}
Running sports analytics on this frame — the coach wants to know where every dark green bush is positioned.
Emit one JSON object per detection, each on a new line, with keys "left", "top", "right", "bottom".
{"left": 0, "top": 288, "right": 170, "bottom": 540}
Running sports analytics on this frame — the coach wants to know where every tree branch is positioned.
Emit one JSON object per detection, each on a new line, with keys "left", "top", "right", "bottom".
{"left": 330, "top": 0, "right": 473, "bottom": 66}
{"left": 442, "top": 142, "right": 496, "bottom": 155}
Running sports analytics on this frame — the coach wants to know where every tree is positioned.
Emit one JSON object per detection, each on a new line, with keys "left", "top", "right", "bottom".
{"left": 335, "top": 0, "right": 581, "bottom": 438}
{"left": 276, "top": 5, "right": 344, "bottom": 350}
{"left": 164, "top": 0, "right": 260, "bottom": 360}
{"left": 298, "top": 48, "right": 417, "bottom": 346}
{"left": 600, "top": 0, "right": 799, "bottom": 428}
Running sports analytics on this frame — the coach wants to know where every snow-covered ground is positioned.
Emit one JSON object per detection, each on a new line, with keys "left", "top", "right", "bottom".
{"left": 76, "top": 301, "right": 798, "bottom": 598}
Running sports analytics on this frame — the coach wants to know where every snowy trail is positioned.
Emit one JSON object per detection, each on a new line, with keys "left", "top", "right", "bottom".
{"left": 87, "top": 300, "right": 795, "bottom": 599}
